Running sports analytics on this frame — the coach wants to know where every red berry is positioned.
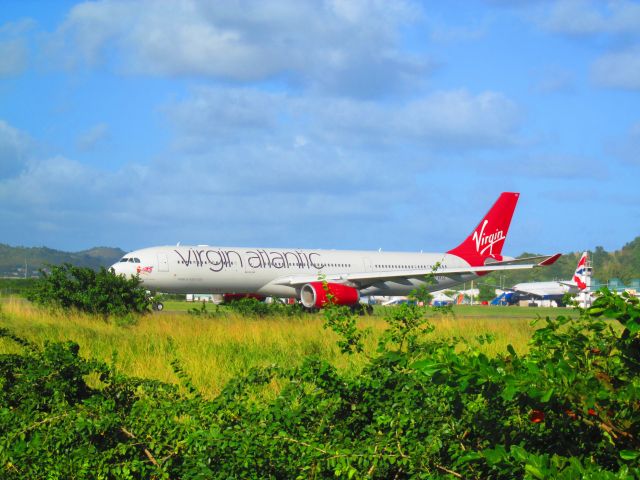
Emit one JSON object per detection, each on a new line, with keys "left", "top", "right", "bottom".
{"left": 530, "top": 410, "right": 545, "bottom": 423}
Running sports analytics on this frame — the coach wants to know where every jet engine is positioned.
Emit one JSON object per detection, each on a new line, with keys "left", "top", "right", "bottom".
{"left": 300, "top": 282, "right": 360, "bottom": 309}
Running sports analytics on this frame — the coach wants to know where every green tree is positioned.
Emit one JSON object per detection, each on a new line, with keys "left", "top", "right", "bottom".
{"left": 26, "top": 263, "right": 150, "bottom": 317}
{"left": 478, "top": 283, "right": 496, "bottom": 302}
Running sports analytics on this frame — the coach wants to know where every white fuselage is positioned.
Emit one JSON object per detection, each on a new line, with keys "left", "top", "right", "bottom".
{"left": 111, "top": 245, "right": 480, "bottom": 297}
{"left": 512, "top": 280, "right": 577, "bottom": 298}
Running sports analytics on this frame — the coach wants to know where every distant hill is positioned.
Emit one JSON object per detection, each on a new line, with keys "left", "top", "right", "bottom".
{"left": 0, "top": 244, "right": 126, "bottom": 277}
{"left": 483, "top": 235, "right": 640, "bottom": 289}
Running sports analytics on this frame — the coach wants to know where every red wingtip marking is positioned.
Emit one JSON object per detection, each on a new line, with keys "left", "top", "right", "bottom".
{"left": 539, "top": 253, "right": 562, "bottom": 266}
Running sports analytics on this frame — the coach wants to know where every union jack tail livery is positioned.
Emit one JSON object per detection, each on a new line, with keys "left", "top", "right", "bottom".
{"left": 447, "top": 192, "right": 519, "bottom": 266}
{"left": 573, "top": 252, "right": 590, "bottom": 291}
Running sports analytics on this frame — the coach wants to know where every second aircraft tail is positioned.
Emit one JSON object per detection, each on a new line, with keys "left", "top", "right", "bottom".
{"left": 573, "top": 252, "right": 590, "bottom": 291}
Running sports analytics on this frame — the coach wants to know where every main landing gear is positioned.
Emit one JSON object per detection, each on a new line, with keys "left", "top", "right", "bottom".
{"left": 351, "top": 303, "right": 374, "bottom": 315}
{"left": 148, "top": 291, "right": 164, "bottom": 312}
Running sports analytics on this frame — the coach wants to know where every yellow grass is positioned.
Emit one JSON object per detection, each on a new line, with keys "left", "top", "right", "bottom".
{"left": 428, "top": 312, "right": 537, "bottom": 356}
{"left": 0, "top": 298, "right": 539, "bottom": 398}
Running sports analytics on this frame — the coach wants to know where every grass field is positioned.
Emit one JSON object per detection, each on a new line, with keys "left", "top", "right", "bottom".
{"left": 0, "top": 297, "right": 574, "bottom": 398}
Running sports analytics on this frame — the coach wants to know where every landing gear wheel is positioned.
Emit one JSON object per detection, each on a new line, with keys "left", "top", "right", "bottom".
{"left": 365, "top": 304, "right": 374, "bottom": 315}
{"left": 153, "top": 302, "right": 164, "bottom": 311}
{"left": 350, "top": 304, "right": 367, "bottom": 316}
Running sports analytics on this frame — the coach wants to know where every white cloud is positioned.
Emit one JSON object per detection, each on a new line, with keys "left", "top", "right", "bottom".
{"left": 48, "top": 0, "right": 429, "bottom": 97}
{"left": 397, "top": 90, "right": 521, "bottom": 148}
{"left": 77, "top": 123, "right": 110, "bottom": 151}
{"left": 0, "top": 120, "right": 31, "bottom": 178}
{"left": 164, "top": 86, "right": 522, "bottom": 153}
{"left": 0, "top": 147, "right": 411, "bottom": 249}
{"left": 163, "top": 87, "right": 282, "bottom": 151}
{"left": 0, "top": 19, "right": 34, "bottom": 76}
{"left": 541, "top": 0, "right": 640, "bottom": 36}
{"left": 49, "top": 1, "right": 128, "bottom": 68}
{"left": 1, "top": 77, "right": 522, "bottom": 250}
{"left": 592, "top": 47, "right": 640, "bottom": 89}
{"left": 0, "top": 156, "right": 103, "bottom": 209}
{"left": 521, "top": 1, "right": 640, "bottom": 92}
{"left": 0, "top": 39, "right": 27, "bottom": 76}
{"left": 307, "top": 89, "right": 522, "bottom": 149}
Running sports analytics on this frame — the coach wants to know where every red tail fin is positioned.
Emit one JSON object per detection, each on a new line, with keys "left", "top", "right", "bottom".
{"left": 447, "top": 192, "right": 519, "bottom": 266}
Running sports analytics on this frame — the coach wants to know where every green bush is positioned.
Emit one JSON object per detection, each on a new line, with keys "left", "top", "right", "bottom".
{"left": 0, "top": 278, "right": 38, "bottom": 297}
{"left": 226, "top": 297, "right": 304, "bottom": 318}
{"left": 26, "top": 263, "right": 150, "bottom": 317}
{"left": 186, "top": 297, "right": 304, "bottom": 318}
{"left": 0, "top": 289, "right": 638, "bottom": 478}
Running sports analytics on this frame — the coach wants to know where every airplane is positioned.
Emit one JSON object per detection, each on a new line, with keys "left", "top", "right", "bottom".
{"left": 110, "top": 192, "right": 561, "bottom": 311}
{"left": 508, "top": 251, "right": 591, "bottom": 305}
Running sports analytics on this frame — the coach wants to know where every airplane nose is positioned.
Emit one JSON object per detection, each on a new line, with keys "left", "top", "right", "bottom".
{"left": 110, "top": 261, "right": 134, "bottom": 276}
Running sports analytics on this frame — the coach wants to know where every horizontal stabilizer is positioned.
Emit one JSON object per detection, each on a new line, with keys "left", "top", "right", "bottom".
{"left": 484, "top": 253, "right": 561, "bottom": 267}
{"left": 538, "top": 253, "right": 562, "bottom": 266}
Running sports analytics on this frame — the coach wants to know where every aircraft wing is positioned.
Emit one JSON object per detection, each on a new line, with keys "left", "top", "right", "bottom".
{"left": 512, "top": 284, "right": 544, "bottom": 296}
{"left": 272, "top": 253, "right": 562, "bottom": 288}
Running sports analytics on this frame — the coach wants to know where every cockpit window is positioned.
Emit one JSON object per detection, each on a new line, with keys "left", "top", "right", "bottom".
{"left": 118, "top": 257, "right": 141, "bottom": 263}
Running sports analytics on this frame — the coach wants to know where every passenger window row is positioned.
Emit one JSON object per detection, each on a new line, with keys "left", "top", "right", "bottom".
{"left": 375, "top": 265, "right": 427, "bottom": 269}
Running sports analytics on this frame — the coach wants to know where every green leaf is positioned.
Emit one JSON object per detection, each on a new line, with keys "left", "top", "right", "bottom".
{"left": 524, "top": 464, "right": 545, "bottom": 479}
{"left": 501, "top": 385, "right": 518, "bottom": 401}
{"left": 620, "top": 450, "right": 640, "bottom": 461}
{"left": 457, "top": 452, "right": 483, "bottom": 463}
{"left": 410, "top": 360, "right": 443, "bottom": 376}
{"left": 540, "top": 388, "right": 554, "bottom": 403}
{"left": 482, "top": 446, "right": 507, "bottom": 465}
{"left": 624, "top": 319, "right": 640, "bottom": 335}
{"left": 587, "top": 307, "right": 605, "bottom": 315}
{"left": 509, "top": 445, "right": 528, "bottom": 462}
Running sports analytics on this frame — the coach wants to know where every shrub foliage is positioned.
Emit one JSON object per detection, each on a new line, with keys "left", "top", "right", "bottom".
{"left": 187, "top": 297, "right": 304, "bottom": 318}
{"left": 1, "top": 289, "right": 639, "bottom": 478}
{"left": 25, "top": 263, "right": 150, "bottom": 317}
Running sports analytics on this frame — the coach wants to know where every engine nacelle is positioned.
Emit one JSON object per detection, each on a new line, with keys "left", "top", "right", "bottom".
{"left": 300, "top": 282, "right": 360, "bottom": 309}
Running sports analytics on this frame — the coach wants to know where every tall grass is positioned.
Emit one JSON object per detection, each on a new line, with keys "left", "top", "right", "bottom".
{"left": 0, "top": 298, "right": 542, "bottom": 398}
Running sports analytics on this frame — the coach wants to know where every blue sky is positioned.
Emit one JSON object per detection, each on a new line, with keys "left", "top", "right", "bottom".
{"left": 0, "top": 0, "right": 638, "bottom": 255}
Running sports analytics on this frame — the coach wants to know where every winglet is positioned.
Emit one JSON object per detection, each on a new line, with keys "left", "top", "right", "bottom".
{"left": 538, "top": 253, "right": 561, "bottom": 266}
{"left": 447, "top": 192, "right": 519, "bottom": 266}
